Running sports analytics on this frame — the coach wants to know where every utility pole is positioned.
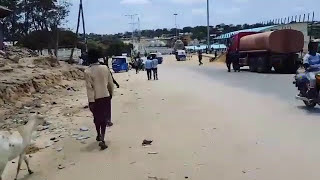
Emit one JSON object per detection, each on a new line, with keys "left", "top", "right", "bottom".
{"left": 125, "top": 14, "right": 138, "bottom": 45}
{"left": 174, "top": 13, "right": 178, "bottom": 39}
{"left": 207, "top": 0, "right": 210, "bottom": 52}
{"left": 69, "top": 0, "right": 87, "bottom": 63}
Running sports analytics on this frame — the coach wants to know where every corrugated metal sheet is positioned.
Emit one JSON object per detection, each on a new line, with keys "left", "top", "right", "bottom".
{"left": 186, "top": 44, "right": 227, "bottom": 50}
{"left": 214, "top": 25, "right": 276, "bottom": 40}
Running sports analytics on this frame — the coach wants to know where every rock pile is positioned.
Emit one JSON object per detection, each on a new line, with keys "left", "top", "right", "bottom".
{"left": 5, "top": 46, "right": 38, "bottom": 59}
{"left": 0, "top": 68, "right": 84, "bottom": 106}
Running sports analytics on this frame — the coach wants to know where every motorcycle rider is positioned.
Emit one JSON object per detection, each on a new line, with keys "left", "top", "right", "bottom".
{"left": 301, "top": 41, "right": 320, "bottom": 97}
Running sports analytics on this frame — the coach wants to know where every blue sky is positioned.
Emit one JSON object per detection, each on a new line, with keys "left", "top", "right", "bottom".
{"left": 65, "top": 0, "right": 319, "bottom": 34}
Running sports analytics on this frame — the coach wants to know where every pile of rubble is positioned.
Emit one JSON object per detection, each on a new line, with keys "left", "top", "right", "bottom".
{"left": 5, "top": 46, "right": 38, "bottom": 59}
{"left": 0, "top": 46, "right": 39, "bottom": 69}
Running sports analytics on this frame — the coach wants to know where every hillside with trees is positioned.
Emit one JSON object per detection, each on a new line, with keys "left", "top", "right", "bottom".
{"left": 120, "top": 23, "right": 267, "bottom": 40}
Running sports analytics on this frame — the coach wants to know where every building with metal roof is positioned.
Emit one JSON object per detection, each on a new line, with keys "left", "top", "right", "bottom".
{"left": 214, "top": 25, "right": 276, "bottom": 40}
{"left": 186, "top": 44, "right": 227, "bottom": 51}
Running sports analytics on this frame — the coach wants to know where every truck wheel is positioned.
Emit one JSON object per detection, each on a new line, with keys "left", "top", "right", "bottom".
{"left": 304, "top": 101, "right": 316, "bottom": 108}
{"left": 287, "top": 63, "right": 298, "bottom": 74}
{"left": 273, "top": 65, "right": 283, "bottom": 73}
{"left": 249, "top": 58, "right": 257, "bottom": 72}
{"left": 257, "top": 57, "right": 268, "bottom": 73}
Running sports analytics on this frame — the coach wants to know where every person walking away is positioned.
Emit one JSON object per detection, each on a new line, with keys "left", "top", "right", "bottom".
{"left": 232, "top": 53, "right": 241, "bottom": 72}
{"left": 151, "top": 54, "right": 159, "bottom": 80}
{"left": 84, "top": 49, "right": 114, "bottom": 150}
{"left": 102, "top": 58, "right": 120, "bottom": 88}
{"left": 226, "top": 51, "right": 232, "bottom": 72}
{"left": 138, "top": 58, "right": 143, "bottom": 71}
{"left": 198, "top": 50, "right": 203, "bottom": 66}
{"left": 134, "top": 59, "right": 139, "bottom": 74}
{"left": 145, "top": 56, "right": 153, "bottom": 80}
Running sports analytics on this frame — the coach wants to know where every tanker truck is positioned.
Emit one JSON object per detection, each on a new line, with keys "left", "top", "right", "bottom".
{"left": 227, "top": 29, "right": 304, "bottom": 73}
{"left": 173, "top": 40, "right": 186, "bottom": 61}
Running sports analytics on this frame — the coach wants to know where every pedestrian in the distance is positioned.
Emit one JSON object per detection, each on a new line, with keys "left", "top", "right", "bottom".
{"left": 198, "top": 50, "right": 203, "bottom": 66}
{"left": 145, "top": 56, "right": 153, "bottom": 80}
{"left": 84, "top": 49, "right": 114, "bottom": 150}
{"left": 102, "top": 58, "right": 120, "bottom": 88}
{"left": 151, "top": 54, "right": 159, "bottom": 80}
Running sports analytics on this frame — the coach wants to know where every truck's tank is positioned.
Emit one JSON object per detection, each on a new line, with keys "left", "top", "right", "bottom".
{"left": 239, "top": 29, "right": 304, "bottom": 54}
{"left": 174, "top": 40, "right": 185, "bottom": 51}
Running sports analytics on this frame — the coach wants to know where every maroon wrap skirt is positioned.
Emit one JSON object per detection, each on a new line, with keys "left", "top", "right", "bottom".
{"left": 91, "top": 97, "right": 112, "bottom": 126}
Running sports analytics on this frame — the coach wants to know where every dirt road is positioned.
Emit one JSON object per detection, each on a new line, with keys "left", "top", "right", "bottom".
{"left": 3, "top": 55, "right": 320, "bottom": 180}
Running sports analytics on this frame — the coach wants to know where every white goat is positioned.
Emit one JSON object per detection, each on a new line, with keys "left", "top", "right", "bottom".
{"left": 0, "top": 115, "right": 44, "bottom": 180}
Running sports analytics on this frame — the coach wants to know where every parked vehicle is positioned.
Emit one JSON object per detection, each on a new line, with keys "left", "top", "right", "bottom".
{"left": 176, "top": 50, "right": 187, "bottom": 61}
{"left": 227, "top": 29, "right": 304, "bottom": 73}
{"left": 112, "top": 56, "right": 129, "bottom": 73}
{"left": 150, "top": 52, "right": 163, "bottom": 64}
{"left": 294, "top": 66, "right": 320, "bottom": 108}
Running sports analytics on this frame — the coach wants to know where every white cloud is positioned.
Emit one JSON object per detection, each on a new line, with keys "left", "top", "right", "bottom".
{"left": 233, "top": 0, "right": 249, "bottom": 3}
{"left": 171, "top": 0, "right": 206, "bottom": 5}
{"left": 120, "top": 0, "right": 151, "bottom": 5}
{"left": 192, "top": 8, "right": 206, "bottom": 16}
{"left": 215, "top": 7, "right": 241, "bottom": 15}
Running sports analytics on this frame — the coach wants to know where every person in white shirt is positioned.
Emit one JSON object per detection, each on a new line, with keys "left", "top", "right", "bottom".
{"left": 145, "top": 56, "right": 153, "bottom": 80}
{"left": 303, "top": 41, "right": 320, "bottom": 88}
{"left": 151, "top": 54, "right": 159, "bottom": 80}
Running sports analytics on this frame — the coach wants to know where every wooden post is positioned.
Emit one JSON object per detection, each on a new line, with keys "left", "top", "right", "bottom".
{"left": 312, "top": 11, "right": 315, "bottom": 22}
{"left": 81, "top": 4, "right": 87, "bottom": 52}
{"left": 69, "top": 0, "right": 86, "bottom": 63}
{"left": 299, "top": 15, "right": 301, "bottom": 22}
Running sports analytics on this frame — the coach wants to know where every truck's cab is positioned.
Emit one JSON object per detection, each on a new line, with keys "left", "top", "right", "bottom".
{"left": 227, "top": 32, "right": 258, "bottom": 69}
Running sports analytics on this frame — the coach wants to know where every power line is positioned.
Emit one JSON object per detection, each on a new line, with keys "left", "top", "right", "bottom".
{"left": 125, "top": 14, "right": 138, "bottom": 45}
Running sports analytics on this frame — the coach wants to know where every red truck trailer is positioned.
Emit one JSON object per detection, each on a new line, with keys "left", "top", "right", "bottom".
{"left": 227, "top": 29, "right": 304, "bottom": 73}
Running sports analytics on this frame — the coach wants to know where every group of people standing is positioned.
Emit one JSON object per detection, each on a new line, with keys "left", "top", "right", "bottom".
{"left": 145, "top": 54, "right": 159, "bottom": 80}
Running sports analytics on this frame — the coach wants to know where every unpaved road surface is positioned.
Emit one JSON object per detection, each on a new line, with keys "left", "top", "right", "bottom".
{"left": 3, "top": 55, "right": 320, "bottom": 180}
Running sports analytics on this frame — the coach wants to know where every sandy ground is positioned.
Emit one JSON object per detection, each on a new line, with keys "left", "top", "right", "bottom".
{"left": 3, "top": 55, "right": 320, "bottom": 180}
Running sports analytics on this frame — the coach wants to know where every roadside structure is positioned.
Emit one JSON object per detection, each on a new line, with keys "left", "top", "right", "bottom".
{"left": 0, "top": 5, "right": 11, "bottom": 50}
{"left": 214, "top": 22, "right": 320, "bottom": 53}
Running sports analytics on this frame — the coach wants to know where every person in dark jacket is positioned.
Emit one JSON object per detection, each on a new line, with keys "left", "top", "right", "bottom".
{"left": 102, "top": 58, "right": 120, "bottom": 88}
{"left": 198, "top": 50, "right": 203, "bottom": 66}
{"left": 226, "top": 52, "right": 232, "bottom": 72}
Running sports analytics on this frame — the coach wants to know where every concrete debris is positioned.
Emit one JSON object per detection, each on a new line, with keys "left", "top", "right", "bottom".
{"left": 58, "top": 164, "right": 65, "bottom": 170}
{"left": 80, "top": 127, "right": 89, "bottom": 131}
{"left": 148, "top": 152, "right": 158, "bottom": 155}
{"left": 0, "top": 66, "right": 13, "bottom": 73}
{"left": 142, "top": 139, "right": 153, "bottom": 146}
{"left": 38, "top": 126, "right": 50, "bottom": 131}
{"left": 76, "top": 135, "right": 90, "bottom": 140}
{"left": 8, "top": 55, "right": 20, "bottom": 63}
{"left": 27, "top": 64, "right": 36, "bottom": 68}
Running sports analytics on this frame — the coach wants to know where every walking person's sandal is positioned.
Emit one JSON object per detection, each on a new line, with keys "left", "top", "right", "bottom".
{"left": 99, "top": 141, "right": 108, "bottom": 150}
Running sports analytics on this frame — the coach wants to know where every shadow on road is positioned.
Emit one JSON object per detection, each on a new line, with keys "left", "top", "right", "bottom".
{"left": 239, "top": 69, "right": 296, "bottom": 75}
{"left": 297, "top": 106, "right": 320, "bottom": 114}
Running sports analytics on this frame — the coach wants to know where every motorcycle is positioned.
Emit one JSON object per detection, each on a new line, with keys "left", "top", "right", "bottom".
{"left": 294, "top": 66, "right": 320, "bottom": 108}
